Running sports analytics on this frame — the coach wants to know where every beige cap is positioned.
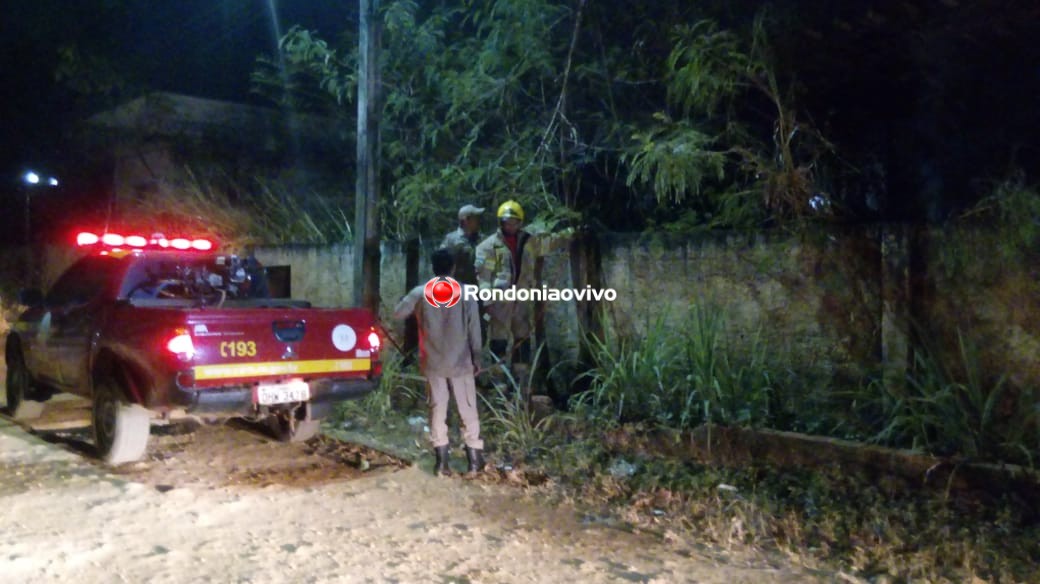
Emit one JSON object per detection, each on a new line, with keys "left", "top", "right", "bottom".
{"left": 458, "top": 204, "right": 485, "bottom": 220}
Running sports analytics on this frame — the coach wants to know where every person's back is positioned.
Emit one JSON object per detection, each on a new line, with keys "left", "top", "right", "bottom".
{"left": 399, "top": 286, "right": 480, "bottom": 378}
{"left": 393, "top": 249, "right": 484, "bottom": 477}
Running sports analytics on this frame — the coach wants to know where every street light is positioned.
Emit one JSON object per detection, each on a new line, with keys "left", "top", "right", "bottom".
{"left": 20, "top": 169, "right": 60, "bottom": 286}
{"left": 21, "top": 169, "right": 60, "bottom": 243}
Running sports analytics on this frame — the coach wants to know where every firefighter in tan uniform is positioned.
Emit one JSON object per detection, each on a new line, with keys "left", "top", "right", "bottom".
{"left": 393, "top": 249, "right": 485, "bottom": 477}
{"left": 474, "top": 200, "right": 535, "bottom": 366}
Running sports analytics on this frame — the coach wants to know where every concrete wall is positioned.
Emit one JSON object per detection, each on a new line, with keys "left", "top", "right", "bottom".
{"left": 917, "top": 225, "right": 1040, "bottom": 390}
{"left": 30, "top": 224, "right": 1039, "bottom": 392}
{"left": 252, "top": 228, "right": 888, "bottom": 388}
{"left": 255, "top": 241, "right": 418, "bottom": 319}
{"left": 600, "top": 228, "right": 884, "bottom": 385}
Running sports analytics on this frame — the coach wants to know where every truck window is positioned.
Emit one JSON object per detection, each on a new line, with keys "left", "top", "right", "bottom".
{"left": 119, "top": 255, "right": 269, "bottom": 301}
{"left": 46, "top": 255, "right": 125, "bottom": 306}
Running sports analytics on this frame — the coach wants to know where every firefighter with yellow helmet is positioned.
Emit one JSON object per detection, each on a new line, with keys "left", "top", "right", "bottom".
{"left": 474, "top": 200, "right": 534, "bottom": 365}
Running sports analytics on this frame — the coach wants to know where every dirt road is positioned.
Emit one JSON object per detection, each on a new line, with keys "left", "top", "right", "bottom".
{"left": 0, "top": 396, "right": 826, "bottom": 583}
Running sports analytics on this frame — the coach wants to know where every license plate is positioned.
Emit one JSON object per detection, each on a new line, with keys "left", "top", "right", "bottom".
{"left": 256, "top": 380, "right": 310, "bottom": 405}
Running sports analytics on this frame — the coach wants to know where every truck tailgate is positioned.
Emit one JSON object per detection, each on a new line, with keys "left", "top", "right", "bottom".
{"left": 184, "top": 308, "right": 377, "bottom": 387}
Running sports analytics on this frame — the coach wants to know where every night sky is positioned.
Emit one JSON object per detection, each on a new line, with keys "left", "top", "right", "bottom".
{"left": 0, "top": 0, "right": 356, "bottom": 243}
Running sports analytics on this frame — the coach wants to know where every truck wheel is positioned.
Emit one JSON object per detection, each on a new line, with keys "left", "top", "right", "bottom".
{"left": 5, "top": 347, "right": 43, "bottom": 420}
{"left": 92, "top": 377, "right": 151, "bottom": 465}
{"left": 266, "top": 408, "right": 321, "bottom": 443}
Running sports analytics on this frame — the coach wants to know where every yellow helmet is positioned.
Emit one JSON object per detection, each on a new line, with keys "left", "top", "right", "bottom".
{"left": 497, "top": 200, "right": 524, "bottom": 222}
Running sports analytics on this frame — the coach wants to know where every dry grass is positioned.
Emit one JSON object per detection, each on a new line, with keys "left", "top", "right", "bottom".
{"left": 111, "top": 168, "right": 351, "bottom": 248}
{"left": 532, "top": 425, "right": 1040, "bottom": 583}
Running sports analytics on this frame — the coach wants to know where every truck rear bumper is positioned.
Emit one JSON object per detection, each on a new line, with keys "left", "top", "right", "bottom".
{"left": 177, "top": 377, "right": 380, "bottom": 418}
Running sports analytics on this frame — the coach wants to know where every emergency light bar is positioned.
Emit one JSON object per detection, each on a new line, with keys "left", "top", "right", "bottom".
{"left": 76, "top": 231, "right": 214, "bottom": 251}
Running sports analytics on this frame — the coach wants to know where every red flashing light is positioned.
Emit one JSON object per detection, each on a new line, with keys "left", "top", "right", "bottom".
{"left": 75, "top": 231, "right": 217, "bottom": 252}
{"left": 101, "top": 233, "right": 124, "bottom": 246}
{"left": 367, "top": 329, "right": 381, "bottom": 352}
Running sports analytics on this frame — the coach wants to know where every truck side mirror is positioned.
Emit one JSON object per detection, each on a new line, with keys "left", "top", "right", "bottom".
{"left": 18, "top": 288, "right": 44, "bottom": 308}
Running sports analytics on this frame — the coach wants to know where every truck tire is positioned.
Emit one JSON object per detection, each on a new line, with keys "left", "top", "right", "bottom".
{"left": 266, "top": 408, "right": 321, "bottom": 443}
{"left": 92, "top": 377, "right": 151, "bottom": 465}
{"left": 5, "top": 346, "right": 43, "bottom": 420}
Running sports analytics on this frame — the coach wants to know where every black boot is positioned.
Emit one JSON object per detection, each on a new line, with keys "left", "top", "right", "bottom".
{"left": 465, "top": 446, "right": 485, "bottom": 476}
{"left": 434, "top": 446, "right": 452, "bottom": 477}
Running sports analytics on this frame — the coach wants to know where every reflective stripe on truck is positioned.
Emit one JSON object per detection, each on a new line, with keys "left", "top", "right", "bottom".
{"left": 193, "top": 358, "right": 372, "bottom": 381}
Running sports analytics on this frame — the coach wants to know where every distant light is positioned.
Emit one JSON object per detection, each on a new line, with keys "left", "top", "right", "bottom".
{"left": 48, "top": 177, "right": 59, "bottom": 187}
{"left": 809, "top": 194, "right": 830, "bottom": 212}
{"left": 23, "top": 171, "right": 40, "bottom": 185}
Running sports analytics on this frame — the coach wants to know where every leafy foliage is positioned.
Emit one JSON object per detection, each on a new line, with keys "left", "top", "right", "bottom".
{"left": 334, "top": 349, "right": 425, "bottom": 425}
{"left": 248, "top": 1, "right": 857, "bottom": 237}
{"left": 624, "top": 13, "right": 836, "bottom": 228}
{"left": 959, "top": 176, "right": 1040, "bottom": 258}
{"left": 254, "top": 0, "right": 582, "bottom": 240}
{"left": 624, "top": 114, "right": 726, "bottom": 205}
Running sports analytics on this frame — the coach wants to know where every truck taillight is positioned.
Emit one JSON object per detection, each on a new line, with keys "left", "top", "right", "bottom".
{"left": 166, "top": 330, "right": 195, "bottom": 360}
{"left": 367, "top": 329, "right": 381, "bottom": 352}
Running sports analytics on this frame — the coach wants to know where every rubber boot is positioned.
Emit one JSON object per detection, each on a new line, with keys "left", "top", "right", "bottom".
{"left": 465, "top": 446, "right": 485, "bottom": 477}
{"left": 433, "top": 445, "right": 452, "bottom": 477}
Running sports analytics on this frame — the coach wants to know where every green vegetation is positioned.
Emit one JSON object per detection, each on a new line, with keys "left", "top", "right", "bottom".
{"left": 326, "top": 294, "right": 1038, "bottom": 582}
{"left": 567, "top": 302, "right": 1040, "bottom": 469}
{"left": 573, "top": 305, "right": 806, "bottom": 433}
{"left": 334, "top": 350, "right": 425, "bottom": 424}
{"left": 247, "top": 1, "right": 840, "bottom": 241}
{"left": 336, "top": 323, "right": 1039, "bottom": 582}
{"left": 852, "top": 331, "right": 1040, "bottom": 467}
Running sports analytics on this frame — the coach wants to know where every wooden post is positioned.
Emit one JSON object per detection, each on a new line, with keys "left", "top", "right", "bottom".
{"left": 354, "top": 0, "right": 381, "bottom": 313}
{"left": 880, "top": 223, "right": 911, "bottom": 389}
{"left": 403, "top": 238, "right": 420, "bottom": 360}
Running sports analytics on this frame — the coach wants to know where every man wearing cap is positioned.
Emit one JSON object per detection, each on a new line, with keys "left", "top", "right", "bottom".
{"left": 441, "top": 204, "right": 485, "bottom": 286}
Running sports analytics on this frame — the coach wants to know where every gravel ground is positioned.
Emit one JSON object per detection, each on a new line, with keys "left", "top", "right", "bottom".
{"left": 0, "top": 395, "right": 829, "bottom": 583}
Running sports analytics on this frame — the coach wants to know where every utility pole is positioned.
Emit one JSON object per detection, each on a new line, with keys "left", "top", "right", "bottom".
{"left": 354, "top": 0, "right": 381, "bottom": 314}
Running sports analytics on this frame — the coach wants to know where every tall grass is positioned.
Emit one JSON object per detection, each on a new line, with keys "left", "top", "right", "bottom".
{"left": 573, "top": 304, "right": 777, "bottom": 430}
{"left": 572, "top": 315, "right": 681, "bottom": 427}
{"left": 678, "top": 306, "right": 774, "bottom": 426}
{"left": 114, "top": 168, "right": 352, "bottom": 247}
{"left": 333, "top": 349, "right": 424, "bottom": 424}
{"left": 479, "top": 346, "right": 555, "bottom": 457}
{"left": 860, "top": 331, "right": 1040, "bottom": 466}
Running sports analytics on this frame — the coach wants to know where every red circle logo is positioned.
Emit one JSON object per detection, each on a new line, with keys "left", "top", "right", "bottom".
{"left": 423, "top": 276, "right": 461, "bottom": 308}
